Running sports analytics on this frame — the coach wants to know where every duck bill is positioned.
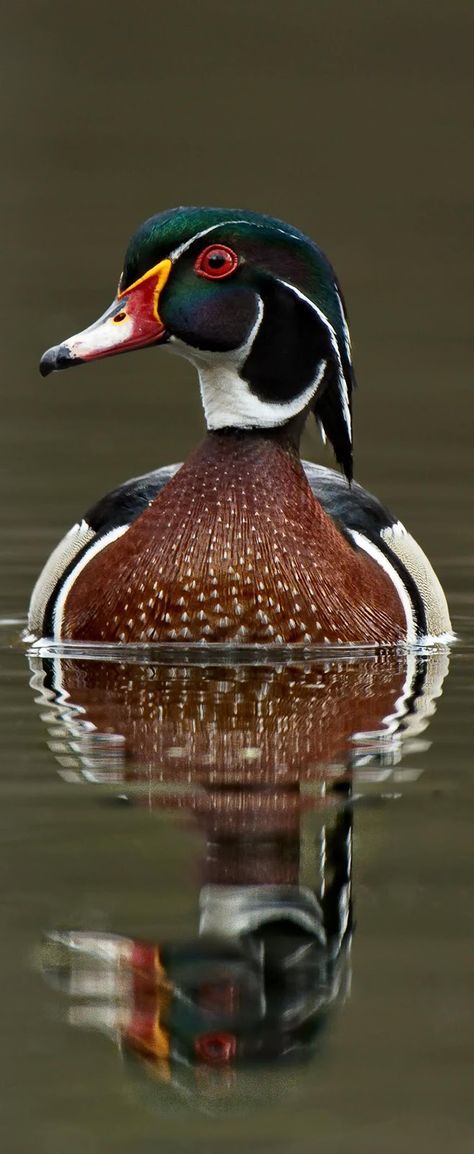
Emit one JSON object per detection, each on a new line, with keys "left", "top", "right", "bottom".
{"left": 39, "top": 258, "right": 172, "bottom": 377}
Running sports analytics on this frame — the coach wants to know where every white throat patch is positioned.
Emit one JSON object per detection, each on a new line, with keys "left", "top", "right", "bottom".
{"left": 170, "top": 297, "right": 328, "bottom": 430}
{"left": 199, "top": 356, "right": 328, "bottom": 430}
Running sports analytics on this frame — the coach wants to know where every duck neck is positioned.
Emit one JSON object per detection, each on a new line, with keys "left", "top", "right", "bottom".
{"left": 207, "top": 413, "right": 306, "bottom": 460}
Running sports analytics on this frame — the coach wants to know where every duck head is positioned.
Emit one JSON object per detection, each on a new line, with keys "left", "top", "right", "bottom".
{"left": 40, "top": 207, "right": 356, "bottom": 478}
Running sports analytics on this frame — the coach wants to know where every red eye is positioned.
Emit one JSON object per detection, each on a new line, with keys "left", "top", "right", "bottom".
{"left": 194, "top": 244, "right": 238, "bottom": 280}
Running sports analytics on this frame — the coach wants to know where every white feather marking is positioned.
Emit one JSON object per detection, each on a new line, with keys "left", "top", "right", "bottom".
{"left": 383, "top": 520, "right": 408, "bottom": 538}
{"left": 380, "top": 522, "right": 453, "bottom": 638}
{"left": 339, "top": 375, "right": 352, "bottom": 440}
{"left": 28, "top": 519, "right": 95, "bottom": 636}
{"left": 173, "top": 286, "right": 328, "bottom": 428}
{"left": 278, "top": 279, "right": 352, "bottom": 441}
{"left": 202, "top": 353, "right": 327, "bottom": 430}
{"left": 53, "top": 525, "right": 129, "bottom": 639}
{"left": 350, "top": 529, "right": 417, "bottom": 643}
{"left": 170, "top": 219, "right": 302, "bottom": 261}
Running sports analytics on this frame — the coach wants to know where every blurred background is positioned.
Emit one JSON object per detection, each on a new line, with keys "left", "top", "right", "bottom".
{"left": 1, "top": 0, "right": 472, "bottom": 618}
{"left": 1, "top": 5, "right": 473, "bottom": 1152}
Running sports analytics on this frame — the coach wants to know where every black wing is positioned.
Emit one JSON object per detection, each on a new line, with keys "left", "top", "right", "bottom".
{"left": 302, "top": 461, "right": 397, "bottom": 537}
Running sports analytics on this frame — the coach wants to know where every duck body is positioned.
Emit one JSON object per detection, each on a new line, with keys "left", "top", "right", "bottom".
{"left": 31, "top": 207, "right": 452, "bottom": 645}
{"left": 29, "top": 427, "right": 450, "bottom": 645}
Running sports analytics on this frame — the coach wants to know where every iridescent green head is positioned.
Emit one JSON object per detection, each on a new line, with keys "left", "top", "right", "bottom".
{"left": 40, "top": 207, "right": 356, "bottom": 478}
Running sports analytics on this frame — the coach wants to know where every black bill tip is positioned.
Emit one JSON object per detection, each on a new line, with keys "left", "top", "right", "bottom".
{"left": 39, "top": 344, "right": 83, "bottom": 377}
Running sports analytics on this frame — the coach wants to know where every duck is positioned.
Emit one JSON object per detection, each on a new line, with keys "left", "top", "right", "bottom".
{"left": 29, "top": 206, "right": 452, "bottom": 646}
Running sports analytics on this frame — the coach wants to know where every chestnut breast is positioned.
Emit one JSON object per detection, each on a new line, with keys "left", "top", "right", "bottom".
{"left": 62, "top": 433, "right": 406, "bottom": 643}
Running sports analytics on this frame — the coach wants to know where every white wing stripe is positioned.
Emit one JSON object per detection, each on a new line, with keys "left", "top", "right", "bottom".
{"left": 350, "top": 529, "right": 417, "bottom": 643}
{"left": 53, "top": 525, "right": 129, "bottom": 639}
{"left": 28, "top": 520, "right": 95, "bottom": 636}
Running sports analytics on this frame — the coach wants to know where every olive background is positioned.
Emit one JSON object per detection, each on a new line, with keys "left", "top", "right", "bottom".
{"left": 1, "top": 0, "right": 471, "bottom": 605}
{"left": 0, "top": 3, "right": 473, "bottom": 1152}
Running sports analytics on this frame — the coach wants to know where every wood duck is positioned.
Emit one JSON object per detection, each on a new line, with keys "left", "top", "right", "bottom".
{"left": 30, "top": 207, "right": 452, "bottom": 645}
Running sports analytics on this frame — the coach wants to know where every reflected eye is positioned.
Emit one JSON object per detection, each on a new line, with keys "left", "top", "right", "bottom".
{"left": 194, "top": 244, "right": 239, "bottom": 280}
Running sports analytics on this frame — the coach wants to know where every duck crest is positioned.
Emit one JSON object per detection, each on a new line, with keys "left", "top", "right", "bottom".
{"left": 60, "top": 431, "right": 406, "bottom": 644}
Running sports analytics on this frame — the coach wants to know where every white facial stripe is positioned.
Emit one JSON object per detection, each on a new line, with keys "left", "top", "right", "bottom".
{"left": 170, "top": 221, "right": 249, "bottom": 261}
{"left": 170, "top": 219, "right": 303, "bottom": 262}
{"left": 278, "top": 279, "right": 352, "bottom": 442}
{"left": 350, "top": 529, "right": 417, "bottom": 643}
{"left": 53, "top": 525, "right": 129, "bottom": 639}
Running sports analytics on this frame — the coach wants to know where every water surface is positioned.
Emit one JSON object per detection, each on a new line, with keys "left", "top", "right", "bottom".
{"left": 1, "top": 1, "right": 473, "bottom": 1150}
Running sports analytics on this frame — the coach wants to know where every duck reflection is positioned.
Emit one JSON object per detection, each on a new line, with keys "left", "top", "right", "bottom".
{"left": 42, "top": 796, "right": 352, "bottom": 1095}
{"left": 30, "top": 649, "right": 447, "bottom": 789}
{"left": 32, "top": 645, "right": 448, "bottom": 1104}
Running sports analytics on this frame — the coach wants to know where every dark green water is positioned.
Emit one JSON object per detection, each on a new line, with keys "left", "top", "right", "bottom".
{"left": 1, "top": 2, "right": 473, "bottom": 1151}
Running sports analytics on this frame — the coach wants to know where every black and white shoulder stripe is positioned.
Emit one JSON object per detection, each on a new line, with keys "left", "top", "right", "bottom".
{"left": 302, "top": 462, "right": 452, "bottom": 642}
{"left": 28, "top": 464, "right": 181, "bottom": 638}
